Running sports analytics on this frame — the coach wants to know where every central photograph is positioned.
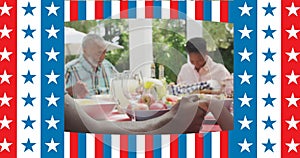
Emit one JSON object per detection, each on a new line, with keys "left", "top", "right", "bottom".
{"left": 63, "top": 19, "right": 234, "bottom": 134}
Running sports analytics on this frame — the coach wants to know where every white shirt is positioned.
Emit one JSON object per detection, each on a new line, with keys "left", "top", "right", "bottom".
{"left": 177, "top": 56, "right": 232, "bottom": 90}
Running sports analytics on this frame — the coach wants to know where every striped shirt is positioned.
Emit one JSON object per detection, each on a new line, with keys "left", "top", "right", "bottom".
{"left": 65, "top": 55, "right": 118, "bottom": 97}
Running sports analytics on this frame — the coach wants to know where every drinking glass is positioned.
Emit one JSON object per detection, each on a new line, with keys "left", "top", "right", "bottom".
{"left": 121, "top": 71, "right": 145, "bottom": 121}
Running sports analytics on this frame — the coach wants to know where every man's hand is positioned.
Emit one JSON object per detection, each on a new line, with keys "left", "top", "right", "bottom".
{"left": 72, "top": 81, "right": 89, "bottom": 98}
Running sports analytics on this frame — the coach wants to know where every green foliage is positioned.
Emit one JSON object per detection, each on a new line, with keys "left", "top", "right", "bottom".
{"left": 65, "top": 20, "right": 97, "bottom": 33}
{"left": 96, "top": 20, "right": 130, "bottom": 72}
{"left": 203, "top": 21, "right": 234, "bottom": 73}
{"left": 152, "top": 19, "right": 187, "bottom": 83}
{"left": 65, "top": 19, "right": 234, "bottom": 82}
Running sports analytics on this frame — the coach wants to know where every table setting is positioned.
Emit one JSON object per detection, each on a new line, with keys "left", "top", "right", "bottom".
{"left": 73, "top": 66, "right": 233, "bottom": 133}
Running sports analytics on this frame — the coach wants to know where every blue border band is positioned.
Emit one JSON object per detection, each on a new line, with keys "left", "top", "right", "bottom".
{"left": 78, "top": 133, "right": 86, "bottom": 157}
{"left": 41, "top": 0, "right": 64, "bottom": 157}
{"left": 178, "top": 0, "right": 186, "bottom": 19}
{"left": 103, "top": 135, "right": 111, "bottom": 158}
{"left": 204, "top": 133, "right": 211, "bottom": 158}
{"left": 104, "top": 1, "right": 111, "bottom": 19}
{"left": 128, "top": 135, "right": 136, "bottom": 158}
{"left": 229, "top": 0, "right": 257, "bottom": 157}
{"left": 204, "top": 1, "right": 212, "bottom": 21}
{"left": 153, "top": 135, "right": 161, "bottom": 158}
{"left": 78, "top": 0, "right": 86, "bottom": 20}
{"left": 153, "top": 1, "right": 161, "bottom": 19}
{"left": 178, "top": 134, "right": 187, "bottom": 158}
{"left": 128, "top": 1, "right": 136, "bottom": 18}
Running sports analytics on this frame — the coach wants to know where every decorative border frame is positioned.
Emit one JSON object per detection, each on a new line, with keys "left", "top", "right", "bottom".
{"left": 1, "top": 0, "right": 298, "bottom": 157}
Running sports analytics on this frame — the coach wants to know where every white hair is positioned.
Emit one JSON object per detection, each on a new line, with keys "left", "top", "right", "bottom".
{"left": 81, "top": 34, "right": 106, "bottom": 49}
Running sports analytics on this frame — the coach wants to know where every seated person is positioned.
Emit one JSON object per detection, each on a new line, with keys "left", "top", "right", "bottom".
{"left": 65, "top": 34, "right": 118, "bottom": 98}
{"left": 64, "top": 93, "right": 233, "bottom": 134}
{"left": 177, "top": 37, "right": 233, "bottom": 94}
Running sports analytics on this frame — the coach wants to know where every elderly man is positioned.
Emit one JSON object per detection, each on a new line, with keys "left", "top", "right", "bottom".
{"left": 65, "top": 34, "right": 118, "bottom": 98}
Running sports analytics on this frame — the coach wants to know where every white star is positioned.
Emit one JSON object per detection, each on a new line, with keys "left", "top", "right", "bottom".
{"left": 45, "top": 47, "right": 60, "bottom": 61}
{"left": 0, "top": 70, "right": 12, "bottom": 84}
{"left": 0, "top": 47, "right": 12, "bottom": 61}
{"left": 45, "top": 70, "right": 59, "bottom": 84}
{"left": 286, "top": 139, "right": 300, "bottom": 153}
{"left": 0, "top": 93, "right": 12, "bottom": 107}
{"left": 238, "top": 2, "right": 252, "bottom": 16}
{"left": 238, "top": 70, "right": 252, "bottom": 84}
{"left": 238, "top": 25, "right": 253, "bottom": 39}
{"left": 0, "top": 25, "right": 12, "bottom": 39}
{"left": 0, "top": 2, "right": 12, "bottom": 16}
{"left": 45, "top": 138, "right": 59, "bottom": 152}
{"left": 286, "top": 25, "right": 300, "bottom": 39}
{"left": 45, "top": 25, "right": 59, "bottom": 39}
{"left": 286, "top": 2, "right": 300, "bottom": 16}
{"left": 0, "top": 115, "right": 12, "bottom": 129}
{"left": 45, "top": 115, "right": 60, "bottom": 130}
{"left": 238, "top": 93, "right": 253, "bottom": 107}
{"left": 286, "top": 93, "right": 300, "bottom": 107}
{"left": 238, "top": 138, "right": 252, "bottom": 152}
{"left": 238, "top": 115, "right": 252, "bottom": 130}
{"left": 0, "top": 138, "right": 12, "bottom": 152}
{"left": 286, "top": 116, "right": 300, "bottom": 130}
{"left": 286, "top": 70, "right": 300, "bottom": 85}
{"left": 286, "top": 48, "right": 300, "bottom": 62}
{"left": 239, "top": 48, "right": 252, "bottom": 62}
{"left": 46, "top": 2, "right": 60, "bottom": 16}
{"left": 46, "top": 92, "right": 60, "bottom": 107}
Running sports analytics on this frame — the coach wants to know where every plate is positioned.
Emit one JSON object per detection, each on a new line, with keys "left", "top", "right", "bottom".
{"left": 126, "top": 109, "right": 170, "bottom": 121}
{"left": 75, "top": 99, "right": 117, "bottom": 120}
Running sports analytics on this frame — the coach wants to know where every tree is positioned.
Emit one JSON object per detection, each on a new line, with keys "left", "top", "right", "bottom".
{"left": 65, "top": 20, "right": 97, "bottom": 33}
{"left": 64, "top": 19, "right": 234, "bottom": 82}
{"left": 203, "top": 21, "right": 234, "bottom": 73}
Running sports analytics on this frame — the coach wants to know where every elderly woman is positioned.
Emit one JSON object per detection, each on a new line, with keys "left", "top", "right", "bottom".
{"left": 64, "top": 94, "right": 233, "bottom": 134}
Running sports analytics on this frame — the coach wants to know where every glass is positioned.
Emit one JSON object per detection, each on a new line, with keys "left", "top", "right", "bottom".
{"left": 120, "top": 71, "right": 144, "bottom": 121}
{"left": 110, "top": 71, "right": 144, "bottom": 121}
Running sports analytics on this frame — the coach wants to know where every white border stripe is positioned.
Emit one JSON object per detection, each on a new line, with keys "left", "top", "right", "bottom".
{"left": 186, "top": 0, "right": 195, "bottom": 20}
{"left": 211, "top": 132, "right": 220, "bottom": 158}
{"left": 136, "top": 0, "right": 145, "bottom": 19}
{"left": 111, "top": 135, "right": 120, "bottom": 158}
{"left": 64, "top": 132, "right": 70, "bottom": 158}
{"left": 211, "top": 1, "right": 220, "bottom": 22}
{"left": 64, "top": 1, "right": 70, "bottom": 22}
{"left": 161, "top": 135, "right": 170, "bottom": 158}
{"left": 17, "top": 0, "right": 41, "bottom": 157}
{"left": 111, "top": 1, "right": 120, "bottom": 19}
{"left": 136, "top": 135, "right": 145, "bottom": 158}
{"left": 86, "top": 0, "right": 95, "bottom": 20}
{"left": 86, "top": 133, "right": 95, "bottom": 158}
{"left": 161, "top": 0, "right": 170, "bottom": 19}
{"left": 186, "top": 134, "right": 195, "bottom": 158}
{"left": 257, "top": 0, "right": 281, "bottom": 157}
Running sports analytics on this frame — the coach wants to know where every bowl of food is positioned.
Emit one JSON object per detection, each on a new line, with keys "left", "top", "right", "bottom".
{"left": 75, "top": 99, "right": 117, "bottom": 120}
{"left": 126, "top": 109, "right": 170, "bottom": 121}
{"left": 125, "top": 102, "right": 170, "bottom": 121}
{"left": 90, "top": 94, "right": 115, "bottom": 103}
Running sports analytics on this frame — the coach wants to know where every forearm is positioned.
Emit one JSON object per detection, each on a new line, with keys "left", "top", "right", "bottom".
{"left": 64, "top": 94, "right": 171, "bottom": 134}
{"left": 207, "top": 100, "right": 233, "bottom": 130}
{"left": 65, "top": 94, "right": 206, "bottom": 134}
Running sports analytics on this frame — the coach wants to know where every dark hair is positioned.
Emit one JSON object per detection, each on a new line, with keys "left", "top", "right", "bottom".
{"left": 185, "top": 37, "right": 207, "bottom": 55}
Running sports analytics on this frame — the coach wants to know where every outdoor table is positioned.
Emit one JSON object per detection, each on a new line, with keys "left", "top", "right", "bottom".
{"left": 107, "top": 110, "right": 222, "bottom": 133}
